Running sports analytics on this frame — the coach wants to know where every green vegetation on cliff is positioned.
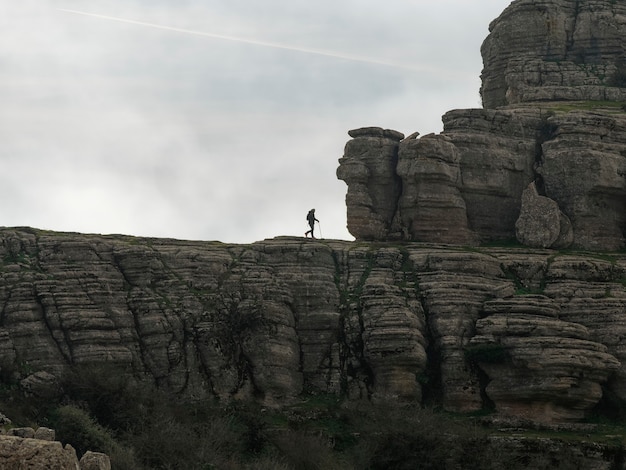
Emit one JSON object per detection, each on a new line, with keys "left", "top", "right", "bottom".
{"left": 1, "top": 363, "right": 626, "bottom": 469}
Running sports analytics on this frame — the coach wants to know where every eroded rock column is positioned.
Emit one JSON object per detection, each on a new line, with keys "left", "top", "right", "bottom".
{"left": 337, "top": 127, "right": 404, "bottom": 240}
{"left": 396, "top": 133, "right": 476, "bottom": 244}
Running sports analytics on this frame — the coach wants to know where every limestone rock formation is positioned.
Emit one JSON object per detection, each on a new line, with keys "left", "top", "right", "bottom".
{"left": 0, "top": 415, "right": 112, "bottom": 470}
{"left": 338, "top": 109, "right": 548, "bottom": 244}
{"left": 470, "top": 296, "right": 620, "bottom": 422}
{"left": 3, "top": 5, "right": 626, "bottom": 455}
{"left": 337, "top": 0, "right": 626, "bottom": 250}
{"left": 20, "top": 371, "right": 63, "bottom": 400}
{"left": 0, "top": 429, "right": 109, "bottom": 470}
{"left": 515, "top": 181, "right": 573, "bottom": 248}
{"left": 79, "top": 451, "right": 111, "bottom": 470}
{"left": 340, "top": 246, "right": 428, "bottom": 402}
{"left": 0, "top": 228, "right": 625, "bottom": 425}
{"left": 480, "top": 0, "right": 626, "bottom": 108}
{"left": 441, "top": 108, "right": 545, "bottom": 242}
{"left": 0, "top": 435, "right": 79, "bottom": 470}
{"left": 539, "top": 109, "right": 626, "bottom": 250}
{"left": 336, "top": 128, "right": 404, "bottom": 240}
{"left": 395, "top": 133, "right": 476, "bottom": 244}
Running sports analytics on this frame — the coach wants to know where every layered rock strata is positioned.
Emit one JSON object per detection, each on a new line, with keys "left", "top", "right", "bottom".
{"left": 335, "top": 128, "right": 403, "bottom": 240}
{"left": 338, "top": 109, "right": 626, "bottom": 250}
{"left": 395, "top": 133, "right": 476, "bottom": 245}
{"left": 0, "top": 228, "right": 625, "bottom": 424}
{"left": 480, "top": 0, "right": 626, "bottom": 108}
{"left": 539, "top": 109, "right": 626, "bottom": 250}
{"left": 470, "top": 296, "right": 620, "bottom": 422}
{"left": 337, "top": 0, "right": 626, "bottom": 250}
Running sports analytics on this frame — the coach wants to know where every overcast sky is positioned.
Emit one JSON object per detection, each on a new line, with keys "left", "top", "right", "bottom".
{"left": 2, "top": 0, "right": 513, "bottom": 244}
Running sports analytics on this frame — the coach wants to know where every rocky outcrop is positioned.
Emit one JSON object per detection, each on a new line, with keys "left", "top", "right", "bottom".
{"left": 0, "top": 435, "right": 78, "bottom": 470}
{"left": 0, "top": 228, "right": 625, "bottom": 425}
{"left": 3, "top": 0, "right": 626, "bottom": 444}
{"left": 442, "top": 108, "right": 547, "bottom": 243}
{"left": 413, "top": 249, "right": 516, "bottom": 412}
{"left": 480, "top": 0, "right": 626, "bottom": 108}
{"left": 0, "top": 421, "right": 112, "bottom": 470}
{"left": 395, "top": 133, "right": 477, "bottom": 245}
{"left": 470, "top": 296, "right": 620, "bottom": 422}
{"left": 79, "top": 451, "right": 111, "bottom": 470}
{"left": 336, "top": 128, "right": 404, "bottom": 240}
{"left": 515, "top": 181, "right": 573, "bottom": 248}
{"left": 339, "top": 110, "right": 626, "bottom": 251}
{"left": 337, "top": 0, "right": 626, "bottom": 250}
{"left": 539, "top": 109, "right": 626, "bottom": 250}
{"left": 0, "top": 431, "right": 110, "bottom": 470}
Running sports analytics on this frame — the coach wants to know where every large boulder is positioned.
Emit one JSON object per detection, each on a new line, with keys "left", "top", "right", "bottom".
{"left": 0, "top": 435, "right": 79, "bottom": 470}
{"left": 515, "top": 181, "right": 573, "bottom": 248}
{"left": 79, "top": 451, "right": 111, "bottom": 470}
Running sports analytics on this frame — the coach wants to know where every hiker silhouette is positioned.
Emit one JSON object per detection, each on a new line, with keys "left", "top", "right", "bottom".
{"left": 305, "top": 209, "right": 319, "bottom": 238}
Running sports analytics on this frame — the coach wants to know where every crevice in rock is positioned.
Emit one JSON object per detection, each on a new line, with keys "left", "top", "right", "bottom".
{"left": 331, "top": 249, "right": 351, "bottom": 396}
{"left": 111, "top": 252, "right": 153, "bottom": 378}
{"left": 336, "top": 249, "right": 375, "bottom": 399}
{"left": 566, "top": 0, "right": 582, "bottom": 62}
{"left": 0, "top": 287, "right": 13, "bottom": 327}
{"left": 534, "top": 114, "right": 558, "bottom": 196}
{"left": 389, "top": 143, "right": 403, "bottom": 238}
{"left": 33, "top": 289, "right": 72, "bottom": 364}
{"left": 127, "top": 297, "right": 158, "bottom": 382}
{"left": 419, "top": 326, "right": 443, "bottom": 408}
{"left": 189, "top": 326, "right": 218, "bottom": 398}
{"left": 410, "top": 258, "right": 441, "bottom": 406}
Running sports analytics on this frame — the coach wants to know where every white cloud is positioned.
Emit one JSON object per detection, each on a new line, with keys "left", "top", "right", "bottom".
{"left": 1, "top": 0, "right": 513, "bottom": 243}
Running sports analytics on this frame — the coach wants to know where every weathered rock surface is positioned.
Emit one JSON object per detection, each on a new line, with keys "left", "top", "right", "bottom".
{"left": 2, "top": 4, "right": 626, "bottom": 455}
{"left": 0, "top": 435, "right": 79, "bottom": 470}
{"left": 395, "top": 133, "right": 476, "bottom": 244}
{"left": 5, "top": 1, "right": 626, "bottom": 467}
{"left": 470, "top": 296, "right": 620, "bottom": 422}
{"left": 540, "top": 109, "right": 626, "bottom": 250}
{"left": 336, "top": 128, "right": 403, "bottom": 240}
{"left": 0, "top": 430, "right": 108, "bottom": 470}
{"left": 339, "top": 110, "right": 626, "bottom": 251}
{"left": 337, "top": 0, "right": 626, "bottom": 250}
{"left": 480, "top": 0, "right": 626, "bottom": 108}
{"left": 79, "top": 451, "right": 111, "bottom": 470}
{"left": 0, "top": 228, "right": 625, "bottom": 425}
{"left": 442, "top": 108, "right": 546, "bottom": 243}
{"left": 515, "top": 181, "right": 573, "bottom": 248}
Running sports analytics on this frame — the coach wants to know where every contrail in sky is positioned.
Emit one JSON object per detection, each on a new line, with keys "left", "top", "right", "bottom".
{"left": 57, "top": 8, "right": 448, "bottom": 76}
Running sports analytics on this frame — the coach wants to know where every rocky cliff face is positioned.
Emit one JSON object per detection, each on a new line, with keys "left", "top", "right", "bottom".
{"left": 480, "top": 0, "right": 626, "bottom": 108}
{"left": 2, "top": 1, "right": 626, "bottom": 453}
{"left": 337, "top": 0, "right": 626, "bottom": 250}
{"left": 1, "top": 227, "right": 625, "bottom": 425}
